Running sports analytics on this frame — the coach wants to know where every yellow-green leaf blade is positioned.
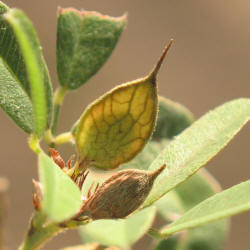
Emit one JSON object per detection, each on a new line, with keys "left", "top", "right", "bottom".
{"left": 76, "top": 77, "right": 158, "bottom": 170}
{"left": 39, "top": 153, "right": 82, "bottom": 222}
{"left": 161, "top": 180, "right": 250, "bottom": 236}
{"left": 143, "top": 98, "right": 250, "bottom": 207}
{"left": 57, "top": 8, "right": 126, "bottom": 89}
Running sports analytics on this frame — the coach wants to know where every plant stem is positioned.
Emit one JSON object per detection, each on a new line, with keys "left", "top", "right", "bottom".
{"left": 51, "top": 86, "right": 68, "bottom": 136}
{"left": 55, "top": 132, "right": 74, "bottom": 145}
{"left": 19, "top": 224, "right": 62, "bottom": 250}
{"left": 19, "top": 211, "right": 90, "bottom": 250}
{"left": 147, "top": 228, "right": 166, "bottom": 239}
{"left": 44, "top": 130, "right": 74, "bottom": 147}
{"left": 28, "top": 134, "right": 42, "bottom": 155}
{"left": 19, "top": 213, "right": 63, "bottom": 250}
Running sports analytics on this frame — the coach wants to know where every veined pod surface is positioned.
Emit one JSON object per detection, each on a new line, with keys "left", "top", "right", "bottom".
{"left": 81, "top": 165, "right": 166, "bottom": 219}
{"left": 75, "top": 40, "right": 173, "bottom": 170}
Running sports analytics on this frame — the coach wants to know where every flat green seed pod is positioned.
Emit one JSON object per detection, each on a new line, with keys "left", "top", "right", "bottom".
{"left": 75, "top": 41, "right": 173, "bottom": 170}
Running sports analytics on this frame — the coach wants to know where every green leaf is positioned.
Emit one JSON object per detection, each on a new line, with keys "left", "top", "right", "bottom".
{"left": 75, "top": 58, "right": 160, "bottom": 171}
{"left": 38, "top": 152, "right": 82, "bottom": 222}
{"left": 4, "top": 8, "right": 53, "bottom": 137}
{"left": 121, "top": 96, "right": 193, "bottom": 170}
{"left": 156, "top": 169, "right": 228, "bottom": 250}
{"left": 161, "top": 180, "right": 250, "bottom": 236}
{"left": 0, "top": 57, "right": 33, "bottom": 132}
{"left": 80, "top": 206, "right": 156, "bottom": 248}
{"left": 0, "top": 3, "right": 33, "bottom": 132}
{"left": 143, "top": 98, "right": 250, "bottom": 207}
{"left": 57, "top": 8, "right": 126, "bottom": 89}
{"left": 153, "top": 97, "right": 194, "bottom": 140}
{"left": 121, "top": 139, "right": 169, "bottom": 170}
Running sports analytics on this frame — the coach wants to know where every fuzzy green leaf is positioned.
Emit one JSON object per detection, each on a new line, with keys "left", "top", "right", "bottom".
{"left": 153, "top": 97, "right": 194, "bottom": 140}
{"left": 57, "top": 8, "right": 126, "bottom": 89}
{"left": 0, "top": 57, "right": 33, "bottom": 132}
{"left": 156, "top": 169, "right": 228, "bottom": 250}
{"left": 121, "top": 96, "right": 193, "bottom": 170}
{"left": 121, "top": 139, "right": 169, "bottom": 170}
{"left": 3, "top": 8, "right": 52, "bottom": 137}
{"left": 38, "top": 153, "right": 82, "bottom": 222}
{"left": 143, "top": 98, "right": 250, "bottom": 207}
{"left": 0, "top": 3, "right": 33, "bottom": 132}
{"left": 80, "top": 206, "right": 156, "bottom": 248}
{"left": 161, "top": 180, "right": 250, "bottom": 236}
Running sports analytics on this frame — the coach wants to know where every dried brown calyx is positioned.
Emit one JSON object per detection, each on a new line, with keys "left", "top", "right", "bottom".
{"left": 33, "top": 148, "right": 166, "bottom": 221}
{"left": 78, "top": 164, "right": 166, "bottom": 220}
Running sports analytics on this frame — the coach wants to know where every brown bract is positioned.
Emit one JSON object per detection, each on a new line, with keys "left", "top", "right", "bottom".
{"left": 80, "top": 164, "right": 166, "bottom": 220}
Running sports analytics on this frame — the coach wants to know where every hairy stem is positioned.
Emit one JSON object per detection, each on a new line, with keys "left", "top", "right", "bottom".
{"left": 19, "top": 212, "right": 63, "bottom": 250}
{"left": 44, "top": 130, "right": 74, "bottom": 148}
{"left": 51, "top": 86, "right": 68, "bottom": 136}
{"left": 19, "top": 211, "right": 90, "bottom": 250}
{"left": 28, "top": 134, "right": 42, "bottom": 155}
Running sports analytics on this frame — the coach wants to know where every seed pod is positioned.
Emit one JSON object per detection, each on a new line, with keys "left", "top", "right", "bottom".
{"left": 75, "top": 40, "right": 173, "bottom": 171}
{"left": 81, "top": 164, "right": 166, "bottom": 220}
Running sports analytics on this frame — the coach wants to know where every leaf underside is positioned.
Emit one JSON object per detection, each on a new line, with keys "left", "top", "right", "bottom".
{"left": 76, "top": 77, "right": 157, "bottom": 170}
{"left": 0, "top": 3, "right": 52, "bottom": 135}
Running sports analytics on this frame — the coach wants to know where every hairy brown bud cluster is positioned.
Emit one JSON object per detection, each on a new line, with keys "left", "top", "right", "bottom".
{"left": 80, "top": 164, "right": 166, "bottom": 220}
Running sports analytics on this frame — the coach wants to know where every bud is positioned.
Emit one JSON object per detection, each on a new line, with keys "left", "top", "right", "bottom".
{"left": 80, "top": 164, "right": 166, "bottom": 219}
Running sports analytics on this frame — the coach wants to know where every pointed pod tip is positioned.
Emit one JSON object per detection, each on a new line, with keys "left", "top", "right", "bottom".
{"left": 148, "top": 39, "right": 174, "bottom": 83}
{"left": 150, "top": 164, "right": 166, "bottom": 180}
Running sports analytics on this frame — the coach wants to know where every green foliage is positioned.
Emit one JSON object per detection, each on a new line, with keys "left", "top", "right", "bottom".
{"left": 143, "top": 98, "right": 250, "bottom": 207}
{"left": 161, "top": 180, "right": 250, "bottom": 236}
{"left": 0, "top": 1, "right": 249, "bottom": 249}
{"left": 155, "top": 170, "right": 228, "bottom": 250}
{"left": 57, "top": 8, "right": 126, "bottom": 89}
{"left": 0, "top": 3, "right": 33, "bottom": 132}
{"left": 0, "top": 57, "right": 33, "bottom": 133}
{"left": 4, "top": 9, "right": 52, "bottom": 137}
{"left": 0, "top": 3, "right": 52, "bottom": 136}
{"left": 121, "top": 96, "right": 194, "bottom": 170}
{"left": 38, "top": 153, "right": 82, "bottom": 222}
{"left": 153, "top": 97, "right": 194, "bottom": 140}
{"left": 80, "top": 206, "right": 156, "bottom": 248}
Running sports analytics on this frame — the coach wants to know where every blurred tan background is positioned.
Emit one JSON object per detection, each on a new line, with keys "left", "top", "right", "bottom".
{"left": 0, "top": 0, "right": 250, "bottom": 249}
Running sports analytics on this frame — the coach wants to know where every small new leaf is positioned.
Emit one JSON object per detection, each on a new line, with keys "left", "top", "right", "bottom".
{"left": 38, "top": 152, "right": 82, "bottom": 222}
{"left": 57, "top": 8, "right": 127, "bottom": 89}
{"left": 75, "top": 41, "right": 173, "bottom": 170}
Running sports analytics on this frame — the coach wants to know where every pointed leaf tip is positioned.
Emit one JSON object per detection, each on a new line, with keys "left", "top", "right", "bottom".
{"left": 149, "top": 39, "right": 174, "bottom": 82}
{"left": 151, "top": 164, "right": 166, "bottom": 179}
